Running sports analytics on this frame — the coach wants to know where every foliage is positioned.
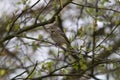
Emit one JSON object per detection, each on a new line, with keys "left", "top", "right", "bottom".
{"left": 0, "top": 0, "right": 120, "bottom": 80}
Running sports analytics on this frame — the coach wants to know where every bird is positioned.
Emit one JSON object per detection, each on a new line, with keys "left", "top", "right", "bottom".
{"left": 48, "top": 25, "right": 70, "bottom": 47}
{"left": 47, "top": 22, "right": 80, "bottom": 60}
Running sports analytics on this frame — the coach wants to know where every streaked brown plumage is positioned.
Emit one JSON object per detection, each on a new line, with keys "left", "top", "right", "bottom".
{"left": 49, "top": 26, "right": 70, "bottom": 46}
{"left": 48, "top": 24, "right": 80, "bottom": 60}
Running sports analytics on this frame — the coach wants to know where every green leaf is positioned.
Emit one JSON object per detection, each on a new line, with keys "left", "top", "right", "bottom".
{"left": 0, "top": 69, "right": 6, "bottom": 76}
{"left": 60, "top": 68, "right": 69, "bottom": 74}
{"left": 107, "top": 46, "right": 112, "bottom": 51}
{"left": 16, "top": 1, "right": 22, "bottom": 5}
{"left": 80, "top": 62, "right": 87, "bottom": 70}
{"left": 78, "top": 27, "right": 83, "bottom": 37}
{"left": 32, "top": 42, "right": 38, "bottom": 51}
{"left": 14, "top": 24, "right": 20, "bottom": 30}
{"left": 46, "top": 62, "right": 53, "bottom": 72}
{"left": 73, "top": 63, "right": 79, "bottom": 70}
{"left": 38, "top": 35, "right": 43, "bottom": 40}
{"left": 6, "top": 23, "right": 11, "bottom": 31}
{"left": 79, "top": 55, "right": 87, "bottom": 70}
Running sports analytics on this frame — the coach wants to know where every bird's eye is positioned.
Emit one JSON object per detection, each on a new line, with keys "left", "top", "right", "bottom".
{"left": 51, "top": 30, "right": 54, "bottom": 33}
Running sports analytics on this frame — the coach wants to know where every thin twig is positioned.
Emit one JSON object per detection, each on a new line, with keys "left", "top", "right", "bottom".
{"left": 25, "top": 61, "right": 38, "bottom": 80}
